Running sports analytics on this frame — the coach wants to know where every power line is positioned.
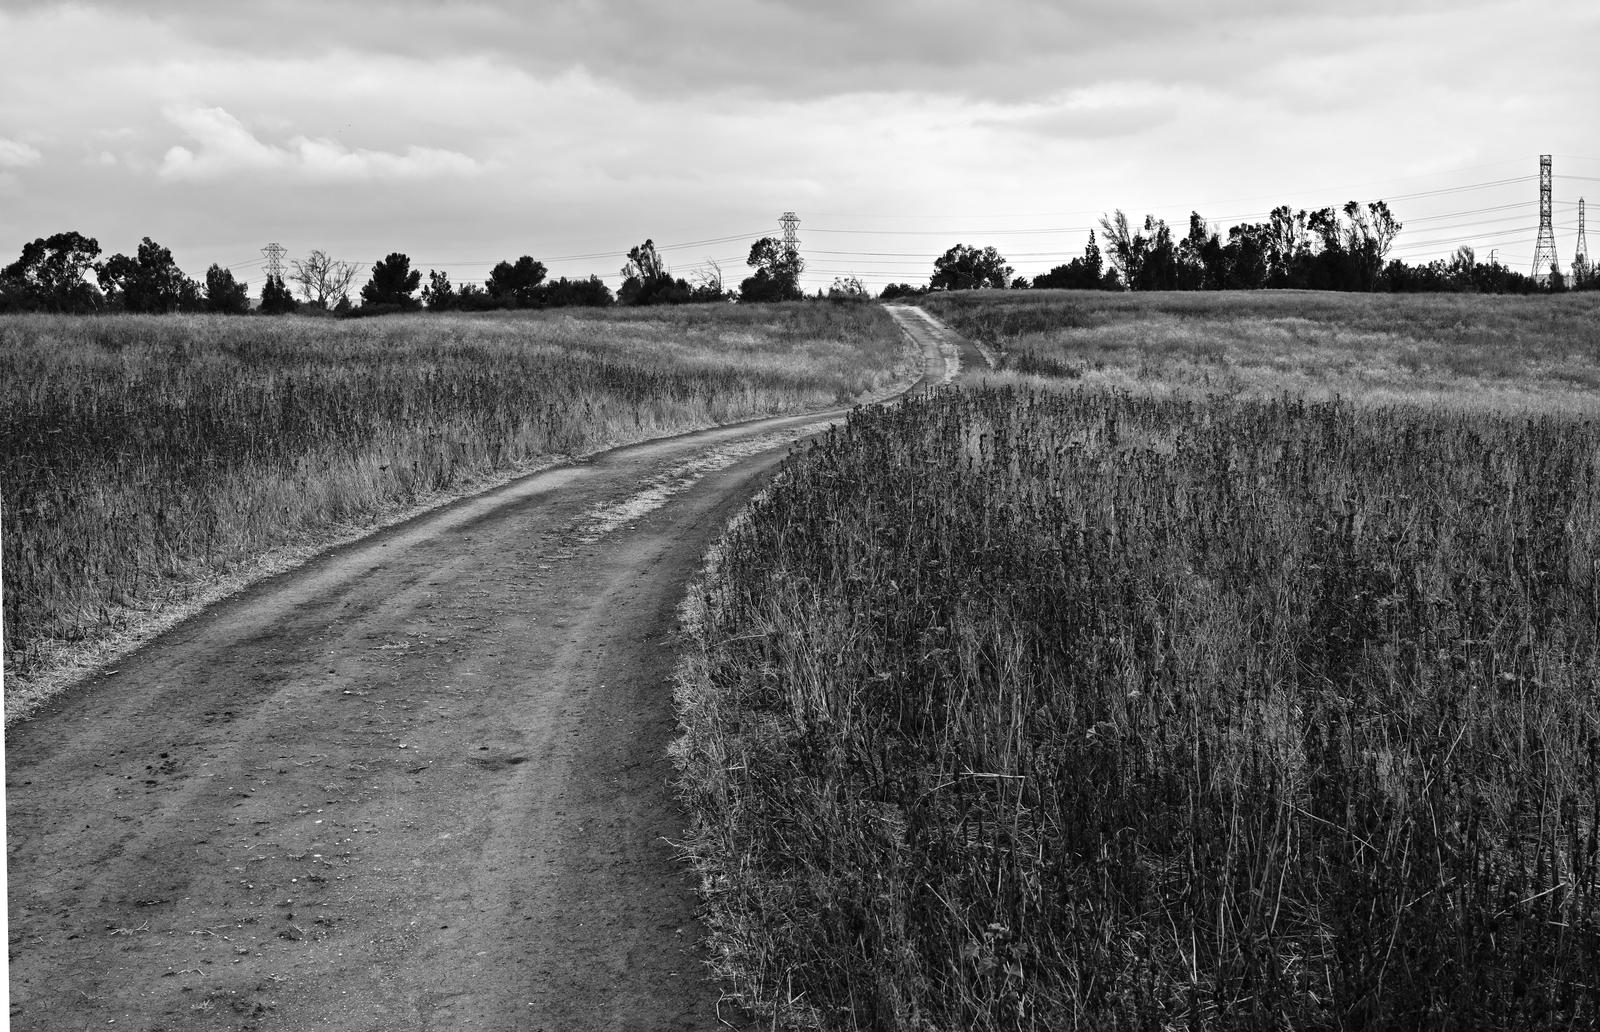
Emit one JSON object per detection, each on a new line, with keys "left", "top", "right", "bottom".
{"left": 809, "top": 160, "right": 1538, "bottom": 220}
{"left": 184, "top": 163, "right": 1587, "bottom": 293}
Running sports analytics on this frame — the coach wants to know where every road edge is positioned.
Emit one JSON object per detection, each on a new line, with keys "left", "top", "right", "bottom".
{"left": 666, "top": 303, "right": 962, "bottom": 1024}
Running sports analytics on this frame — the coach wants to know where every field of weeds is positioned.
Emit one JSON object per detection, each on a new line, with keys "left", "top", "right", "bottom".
{"left": 1, "top": 303, "right": 908, "bottom": 705}
{"left": 923, "top": 289, "right": 1600, "bottom": 410}
{"left": 675, "top": 292, "right": 1600, "bottom": 1029}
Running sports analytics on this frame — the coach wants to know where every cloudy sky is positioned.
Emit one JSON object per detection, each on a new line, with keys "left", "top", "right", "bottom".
{"left": 1, "top": 0, "right": 1597, "bottom": 295}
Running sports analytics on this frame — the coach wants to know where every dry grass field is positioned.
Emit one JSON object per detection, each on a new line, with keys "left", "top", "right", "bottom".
{"left": 675, "top": 291, "right": 1600, "bottom": 1030}
{"left": 0, "top": 303, "right": 909, "bottom": 710}
{"left": 925, "top": 288, "right": 1600, "bottom": 410}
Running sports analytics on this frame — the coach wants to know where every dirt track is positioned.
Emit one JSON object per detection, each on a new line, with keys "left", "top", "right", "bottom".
{"left": 5, "top": 306, "right": 980, "bottom": 1031}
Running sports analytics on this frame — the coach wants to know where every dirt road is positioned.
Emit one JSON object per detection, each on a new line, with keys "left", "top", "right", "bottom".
{"left": 5, "top": 306, "right": 979, "bottom": 1031}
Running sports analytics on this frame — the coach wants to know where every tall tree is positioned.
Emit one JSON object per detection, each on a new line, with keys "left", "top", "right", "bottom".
{"left": 97, "top": 237, "right": 199, "bottom": 313}
{"left": 621, "top": 240, "right": 692, "bottom": 305}
{"left": 1223, "top": 223, "right": 1271, "bottom": 289}
{"left": 290, "top": 249, "right": 359, "bottom": 309}
{"left": 1178, "top": 213, "right": 1225, "bottom": 290}
{"left": 486, "top": 256, "right": 548, "bottom": 307}
{"left": 1035, "top": 230, "right": 1117, "bottom": 290}
{"left": 259, "top": 274, "right": 298, "bottom": 314}
{"left": 203, "top": 264, "right": 251, "bottom": 314}
{"left": 1135, "top": 216, "right": 1177, "bottom": 291}
{"left": 543, "top": 275, "right": 614, "bottom": 307}
{"left": 1447, "top": 245, "right": 1478, "bottom": 290}
{"left": 359, "top": 252, "right": 423, "bottom": 309}
{"left": 738, "top": 237, "right": 804, "bottom": 302}
{"left": 930, "top": 244, "right": 1012, "bottom": 291}
{"left": 1264, "top": 206, "right": 1309, "bottom": 286}
{"left": 1096, "top": 211, "right": 1143, "bottom": 289}
{"left": 1341, "top": 200, "right": 1403, "bottom": 290}
{"left": 422, "top": 269, "right": 457, "bottom": 311}
{"left": 1, "top": 231, "right": 103, "bottom": 312}
{"left": 1082, "top": 230, "right": 1106, "bottom": 285}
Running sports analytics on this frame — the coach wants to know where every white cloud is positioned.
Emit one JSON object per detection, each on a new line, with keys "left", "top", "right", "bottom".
{"left": 0, "top": 137, "right": 42, "bottom": 168}
{"left": 156, "top": 105, "right": 487, "bottom": 182}
{"left": 984, "top": 83, "right": 1186, "bottom": 141}
{"left": 3, "top": 1, "right": 1597, "bottom": 290}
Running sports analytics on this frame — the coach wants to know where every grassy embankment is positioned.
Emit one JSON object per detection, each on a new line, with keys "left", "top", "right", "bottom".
{"left": 674, "top": 290, "right": 1600, "bottom": 1029}
{"left": 1, "top": 303, "right": 909, "bottom": 717}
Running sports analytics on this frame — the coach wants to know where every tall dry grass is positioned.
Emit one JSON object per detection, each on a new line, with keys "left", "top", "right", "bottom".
{"left": 675, "top": 293, "right": 1600, "bottom": 1029}
{"left": 1, "top": 303, "right": 908, "bottom": 705}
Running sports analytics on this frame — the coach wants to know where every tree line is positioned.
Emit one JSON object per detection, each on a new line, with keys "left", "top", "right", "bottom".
{"left": 7, "top": 199, "right": 1591, "bottom": 315}
{"left": 881, "top": 199, "right": 1595, "bottom": 298}
{"left": 0, "top": 231, "right": 809, "bottom": 315}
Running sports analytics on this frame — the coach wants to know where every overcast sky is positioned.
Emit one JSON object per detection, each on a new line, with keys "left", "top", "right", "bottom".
{"left": 2, "top": 1, "right": 1597, "bottom": 295}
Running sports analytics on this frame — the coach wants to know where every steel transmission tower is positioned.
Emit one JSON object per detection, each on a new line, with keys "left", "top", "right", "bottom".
{"left": 1576, "top": 198, "right": 1590, "bottom": 282}
{"left": 262, "top": 242, "right": 287, "bottom": 280}
{"left": 780, "top": 211, "right": 800, "bottom": 255}
{"left": 1531, "top": 155, "right": 1559, "bottom": 282}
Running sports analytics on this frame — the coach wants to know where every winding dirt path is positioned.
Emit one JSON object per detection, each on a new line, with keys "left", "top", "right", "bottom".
{"left": 5, "top": 306, "right": 975, "bottom": 1031}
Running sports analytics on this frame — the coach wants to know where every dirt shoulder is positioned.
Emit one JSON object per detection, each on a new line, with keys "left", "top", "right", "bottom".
{"left": 6, "top": 310, "right": 954, "bottom": 1031}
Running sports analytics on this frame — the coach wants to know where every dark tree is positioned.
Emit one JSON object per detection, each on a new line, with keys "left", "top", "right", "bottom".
{"left": 1178, "top": 213, "right": 1226, "bottom": 290}
{"left": 930, "top": 244, "right": 1012, "bottom": 291}
{"left": 1083, "top": 230, "right": 1105, "bottom": 284}
{"left": 0, "top": 273, "right": 28, "bottom": 312}
{"left": 179, "top": 277, "right": 204, "bottom": 312}
{"left": 1134, "top": 216, "right": 1178, "bottom": 291}
{"left": 1300, "top": 207, "right": 1350, "bottom": 289}
{"left": 455, "top": 282, "right": 499, "bottom": 311}
{"left": 878, "top": 282, "right": 926, "bottom": 300}
{"left": 1096, "top": 211, "right": 1141, "bottom": 288}
{"left": 543, "top": 275, "right": 614, "bottom": 307}
{"left": 1034, "top": 231, "right": 1112, "bottom": 290}
{"left": 1264, "top": 206, "right": 1309, "bottom": 286}
{"left": 359, "top": 252, "right": 423, "bottom": 310}
{"left": 620, "top": 240, "right": 692, "bottom": 305}
{"left": 1572, "top": 252, "right": 1594, "bottom": 290}
{"left": 95, "top": 253, "right": 138, "bottom": 309}
{"left": 422, "top": 269, "right": 456, "bottom": 311}
{"left": 204, "top": 264, "right": 251, "bottom": 314}
{"left": 1223, "top": 223, "right": 1271, "bottom": 289}
{"left": 737, "top": 237, "right": 804, "bottom": 303}
{"left": 259, "top": 274, "right": 298, "bottom": 314}
{"left": 97, "top": 237, "right": 200, "bottom": 313}
{"left": 1, "top": 230, "right": 103, "bottom": 312}
{"left": 486, "top": 256, "right": 548, "bottom": 307}
{"left": 1341, "top": 200, "right": 1403, "bottom": 290}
